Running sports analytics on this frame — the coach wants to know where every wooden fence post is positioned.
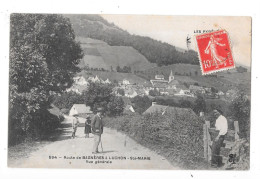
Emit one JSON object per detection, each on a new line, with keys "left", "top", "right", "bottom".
{"left": 203, "top": 124, "right": 208, "bottom": 160}
{"left": 203, "top": 121, "right": 212, "bottom": 162}
{"left": 205, "top": 121, "right": 212, "bottom": 162}
{"left": 234, "top": 121, "right": 239, "bottom": 141}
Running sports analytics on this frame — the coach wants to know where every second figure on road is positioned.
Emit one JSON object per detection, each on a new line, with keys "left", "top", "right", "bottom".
{"left": 85, "top": 116, "right": 92, "bottom": 138}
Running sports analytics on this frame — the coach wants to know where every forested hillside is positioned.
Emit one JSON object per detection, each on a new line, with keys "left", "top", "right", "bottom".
{"left": 66, "top": 14, "right": 199, "bottom": 66}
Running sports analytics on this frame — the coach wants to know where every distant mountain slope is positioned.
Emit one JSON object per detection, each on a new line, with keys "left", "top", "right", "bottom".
{"left": 65, "top": 14, "right": 199, "bottom": 66}
{"left": 77, "top": 37, "right": 156, "bottom": 71}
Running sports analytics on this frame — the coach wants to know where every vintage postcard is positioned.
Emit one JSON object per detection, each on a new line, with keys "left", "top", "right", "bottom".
{"left": 8, "top": 14, "right": 251, "bottom": 170}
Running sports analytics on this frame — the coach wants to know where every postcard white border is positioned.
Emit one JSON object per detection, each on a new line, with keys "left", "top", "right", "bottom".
{"left": 1, "top": 0, "right": 259, "bottom": 179}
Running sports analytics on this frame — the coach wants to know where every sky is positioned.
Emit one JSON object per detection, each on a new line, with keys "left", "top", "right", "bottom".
{"left": 101, "top": 15, "right": 251, "bottom": 67}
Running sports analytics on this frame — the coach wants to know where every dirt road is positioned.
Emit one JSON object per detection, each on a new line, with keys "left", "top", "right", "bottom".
{"left": 9, "top": 120, "right": 178, "bottom": 169}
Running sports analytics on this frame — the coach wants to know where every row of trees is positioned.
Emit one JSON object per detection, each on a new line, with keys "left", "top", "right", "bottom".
{"left": 9, "top": 14, "right": 83, "bottom": 145}
{"left": 116, "top": 65, "right": 132, "bottom": 73}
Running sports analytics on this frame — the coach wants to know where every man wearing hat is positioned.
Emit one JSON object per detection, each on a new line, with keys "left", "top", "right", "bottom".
{"left": 91, "top": 108, "right": 104, "bottom": 154}
{"left": 211, "top": 109, "right": 228, "bottom": 167}
{"left": 72, "top": 114, "right": 79, "bottom": 139}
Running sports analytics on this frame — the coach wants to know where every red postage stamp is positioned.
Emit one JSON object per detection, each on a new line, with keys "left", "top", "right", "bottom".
{"left": 195, "top": 30, "right": 235, "bottom": 75}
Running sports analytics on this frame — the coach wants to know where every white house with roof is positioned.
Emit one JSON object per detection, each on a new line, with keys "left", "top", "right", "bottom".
{"left": 66, "top": 76, "right": 88, "bottom": 94}
{"left": 189, "top": 85, "right": 206, "bottom": 94}
{"left": 217, "top": 90, "right": 224, "bottom": 96}
{"left": 88, "top": 75, "right": 103, "bottom": 83}
{"left": 123, "top": 105, "right": 135, "bottom": 114}
{"left": 73, "top": 76, "right": 88, "bottom": 85}
{"left": 122, "top": 79, "right": 130, "bottom": 85}
{"left": 69, "top": 104, "right": 93, "bottom": 118}
{"left": 155, "top": 74, "right": 165, "bottom": 80}
{"left": 104, "top": 79, "right": 111, "bottom": 84}
{"left": 125, "top": 88, "right": 138, "bottom": 98}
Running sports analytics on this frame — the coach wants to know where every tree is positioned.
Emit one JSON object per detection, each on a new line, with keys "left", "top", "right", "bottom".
{"left": 83, "top": 82, "right": 114, "bottom": 113}
{"left": 117, "top": 88, "right": 125, "bottom": 96}
{"left": 10, "top": 14, "right": 83, "bottom": 93}
{"left": 116, "top": 65, "right": 121, "bottom": 72}
{"left": 193, "top": 95, "right": 206, "bottom": 114}
{"left": 183, "top": 82, "right": 189, "bottom": 88}
{"left": 52, "top": 92, "right": 85, "bottom": 110}
{"left": 131, "top": 96, "right": 152, "bottom": 114}
{"left": 179, "top": 99, "right": 193, "bottom": 108}
{"left": 211, "top": 87, "right": 218, "bottom": 94}
{"left": 107, "top": 96, "right": 125, "bottom": 116}
{"left": 149, "top": 89, "right": 160, "bottom": 96}
{"left": 113, "top": 79, "right": 118, "bottom": 85}
{"left": 122, "top": 66, "right": 131, "bottom": 73}
{"left": 237, "top": 66, "right": 247, "bottom": 73}
{"left": 9, "top": 14, "right": 83, "bottom": 145}
{"left": 228, "top": 92, "right": 250, "bottom": 138}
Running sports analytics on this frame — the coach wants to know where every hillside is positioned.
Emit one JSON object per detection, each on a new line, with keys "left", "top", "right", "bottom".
{"left": 65, "top": 14, "right": 199, "bottom": 66}
{"left": 191, "top": 72, "right": 251, "bottom": 94}
{"left": 65, "top": 15, "right": 250, "bottom": 95}
{"left": 77, "top": 37, "right": 156, "bottom": 72}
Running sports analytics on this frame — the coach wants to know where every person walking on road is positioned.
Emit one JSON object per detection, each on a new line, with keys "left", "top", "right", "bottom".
{"left": 85, "top": 116, "right": 92, "bottom": 138}
{"left": 211, "top": 109, "right": 228, "bottom": 167}
{"left": 72, "top": 114, "right": 79, "bottom": 139}
{"left": 91, "top": 108, "right": 103, "bottom": 154}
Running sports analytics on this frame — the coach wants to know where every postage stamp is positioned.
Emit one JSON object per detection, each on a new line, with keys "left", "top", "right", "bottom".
{"left": 195, "top": 30, "right": 235, "bottom": 75}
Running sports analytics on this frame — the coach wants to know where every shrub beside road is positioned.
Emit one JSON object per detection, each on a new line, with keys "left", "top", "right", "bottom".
{"left": 103, "top": 110, "right": 208, "bottom": 169}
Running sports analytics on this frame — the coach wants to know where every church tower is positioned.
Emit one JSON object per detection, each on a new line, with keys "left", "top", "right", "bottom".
{"left": 169, "top": 70, "right": 174, "bottom": 82}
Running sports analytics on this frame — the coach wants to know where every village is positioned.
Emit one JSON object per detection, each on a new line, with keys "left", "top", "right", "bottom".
{"left": 67, "top": 70, "right": 233, "bottom": 99}
{"left": 65, "top": 69, "right": 237, "bottom": 118}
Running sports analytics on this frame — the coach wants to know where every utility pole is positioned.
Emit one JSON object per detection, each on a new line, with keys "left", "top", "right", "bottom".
{"left": 186, "top": 34, "right": 191, "bottom": 51}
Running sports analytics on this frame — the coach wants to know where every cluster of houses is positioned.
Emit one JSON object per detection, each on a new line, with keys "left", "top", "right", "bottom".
{"left": 115, "top": 71, "right": 200, "bottom": 98}
{"left": 66, "top": 75, "right": 111, "bottom": 94}
{"left": 149, "top": 71, "right": 193, "bottom": 97}
{"left": 67, "top": 70, "right": 230, "bottom": 99}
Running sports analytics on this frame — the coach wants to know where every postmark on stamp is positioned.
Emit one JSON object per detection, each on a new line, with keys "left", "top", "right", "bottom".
{"left": 195, "top": 30, "right": 235, "bottom": 75}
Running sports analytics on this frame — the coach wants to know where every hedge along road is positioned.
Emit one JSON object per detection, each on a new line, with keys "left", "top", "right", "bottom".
{"left": 9, "top": 116, "right": 178, "bottom": 169}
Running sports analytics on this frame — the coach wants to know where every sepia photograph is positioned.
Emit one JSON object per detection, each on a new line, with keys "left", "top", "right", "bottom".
{"left": 8, "top": 14, "right": 251, "bottom": 170}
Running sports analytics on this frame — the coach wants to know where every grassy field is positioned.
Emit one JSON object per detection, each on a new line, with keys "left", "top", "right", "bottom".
{"left": 77, "top": 37, "right": 156, "bottom": 72}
